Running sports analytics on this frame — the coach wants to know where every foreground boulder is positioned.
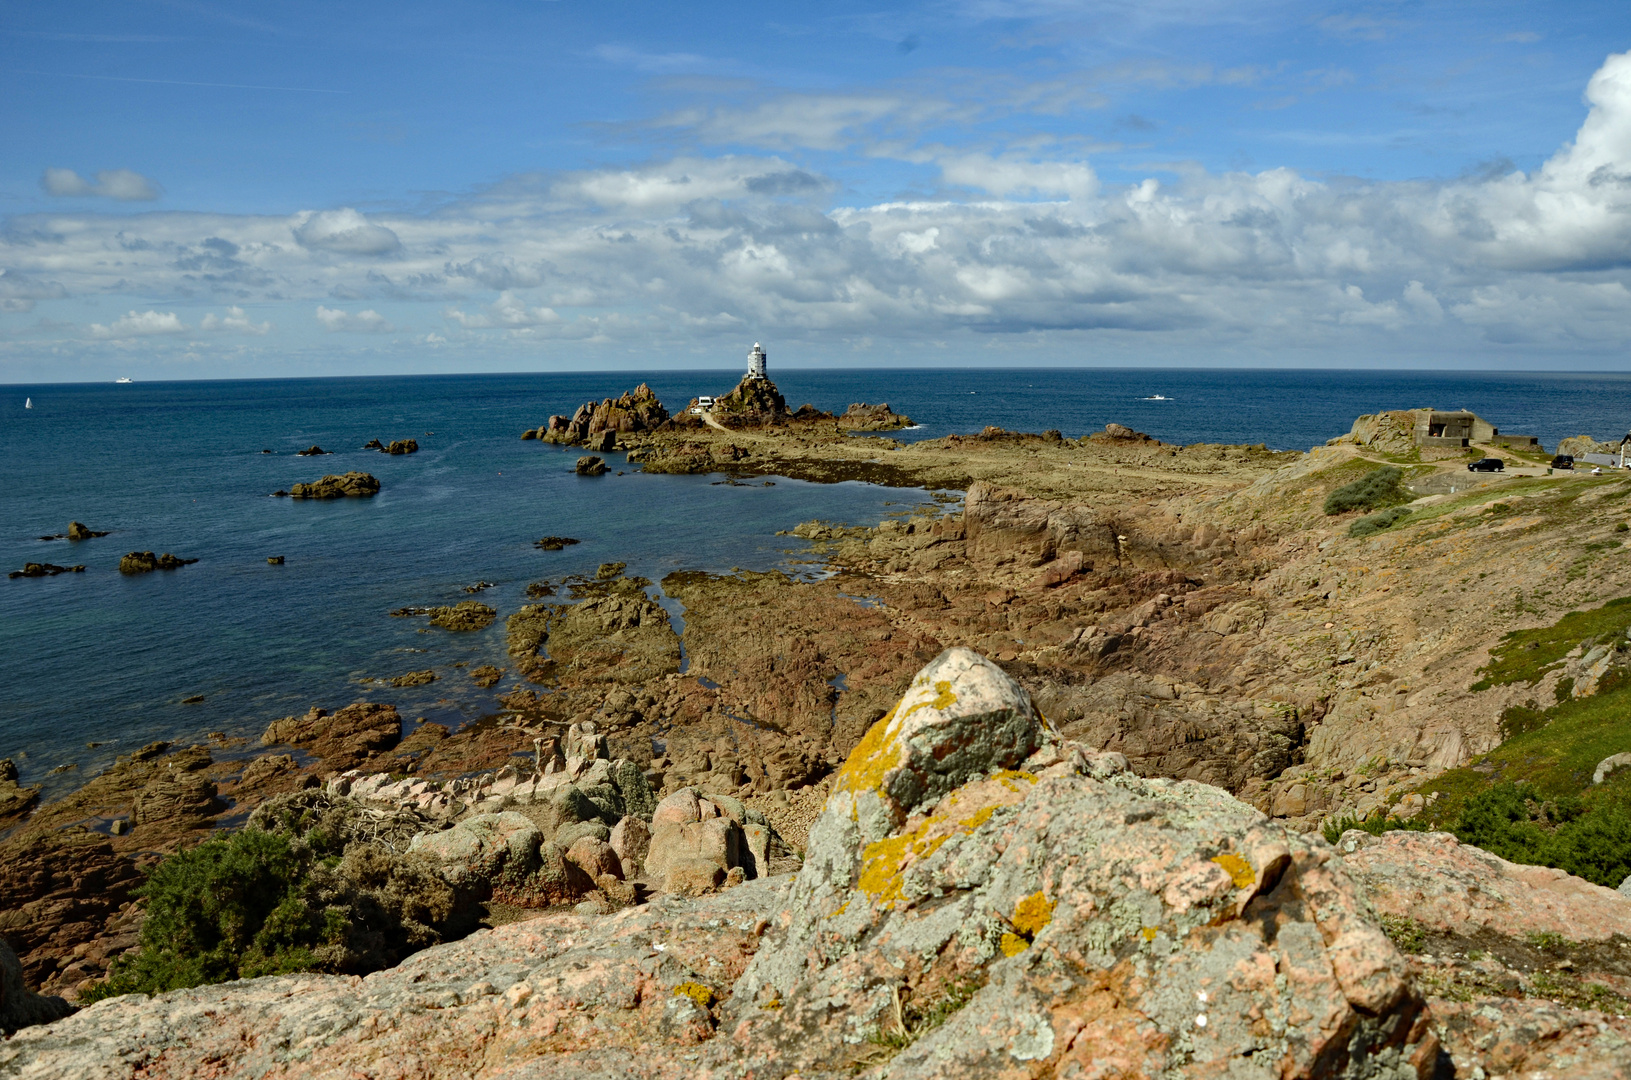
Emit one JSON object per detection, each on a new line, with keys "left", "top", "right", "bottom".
{"left": 0, "top": 936, "right": 70, "bottom": 1037}
{"left": 286, "top": 472, "right": 380, "bottom": 499}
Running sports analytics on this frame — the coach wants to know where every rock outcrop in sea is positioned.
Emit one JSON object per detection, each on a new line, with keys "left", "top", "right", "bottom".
{"left": 8, "top": 562, "right": 85, "bottom": 579}
{"left": 284, "top": 472, "right": 380, "bottom": 499}
{"left": 117, "top": 552, "right": 196, "bottom": 574}
{"left": 836, "top": 402, "right": 913, "bottom": 430}
{"left": 526, "top": 384, "right": 669, "bottom": 447}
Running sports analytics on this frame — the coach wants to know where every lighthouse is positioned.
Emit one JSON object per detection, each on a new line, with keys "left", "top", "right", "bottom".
{"left": 746, "top": 341, "right": 767, "bottom": 380}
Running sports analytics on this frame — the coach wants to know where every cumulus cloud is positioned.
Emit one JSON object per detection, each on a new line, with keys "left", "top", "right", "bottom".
{"left": 315, "top": 305, "right": 392, "bottom": 332}
{"left": 42, "top": 168, "right": 161, "bottom": 201}
{"left": 89, "top": 310, "right": 188, "bottom": 338}
{"left": 200, "top": 306, "right": 271, "bottom": 334}
{"left": 293, "top": 209, "right": 401, "bottom": 255}
{"left": 7, "top": 51, "right": 1631, "bottom": 361}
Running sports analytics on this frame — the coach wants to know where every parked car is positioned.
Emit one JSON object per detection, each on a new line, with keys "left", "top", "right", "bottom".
{"left": 1551, "top": 455, "right": 1575, "bottom": 470}
{"left": 1468, "top": 458, "right": 1505, "bottom": 472}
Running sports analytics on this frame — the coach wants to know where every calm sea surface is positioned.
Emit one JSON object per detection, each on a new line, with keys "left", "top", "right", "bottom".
{"left": 5, "top": 367, "right": 1631, "bottom": 793}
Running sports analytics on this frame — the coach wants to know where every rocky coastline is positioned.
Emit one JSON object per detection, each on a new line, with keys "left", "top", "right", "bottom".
{"left": 9, "top": 387, "right": 1631, "bottom": 1075}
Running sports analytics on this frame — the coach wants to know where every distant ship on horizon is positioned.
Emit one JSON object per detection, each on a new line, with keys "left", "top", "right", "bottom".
{"left": 115, "top": 377, "right": 133, "bottom": 384}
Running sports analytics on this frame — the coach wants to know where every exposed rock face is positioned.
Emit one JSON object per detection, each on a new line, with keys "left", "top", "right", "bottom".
{"left": 261, "top": 703, "right": 402, "bottom": 772}
{"left": 575, "top": 455, "right": 607, "bottom": 476}
{"left": 837, "top": 403, "right": 912, "bottom": 431}
{"left": 2, "top": 650, "right": 1454, "bottom": 1078}
{"left": 963, "top": 480, "right": 1120, "bottom": 567}
{"left": 410, "top": 812, "right": 593, "bottom": 907}
{"left": 1346, "top": 410, "right": 1419, "bottom": 454}
{"left": 533, "top": 384, "right": 669, "bottom": 445}
{"left": 365, "top": 438, "right": 419, "bottom": 455}
{"left": 295, "top": 445, "right": 330, "bottom": 456}
{"left": 390, "top": 669, "right": 437, "bottom": 687}
{"left": 1557, "top": 434, "right": 1620, "bottom": 457}
{"left": 1092, "top": 421, "right": 1155, "bottom": 441}
{"left": 8, "top": 562, "right": 84, "bottom": 579}
{"left": 287, "top": 472, "right": 380, "bottom": 499}
{"left": 65, "top": 522, "right": 108, "bottom": 541}
{"left": 116, "top": 552, "right": 196, "bottom": 574}
{"left": 542, "top": 577, "right": 681, "bottom": 684}
{"left": 131, "top": 771, "right": 219, "bottom": 825}
{"left": 711, "top": 375, "right": 789, "bottom": 427}
{"left": 0, "top": 936, "right": 70, "bottom": 1037}
{"left": 644, "top": 788, "right": 788, "bottom": 895}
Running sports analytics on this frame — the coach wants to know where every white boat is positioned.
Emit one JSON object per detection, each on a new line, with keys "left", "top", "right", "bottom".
{"left": 1142, "top": 394, "right": 1171, "bottom": 401}
{"left": 115, "top": 377, "right": 132, "bottom": 384}
{"left": 24, "top": 397, "right": 31, "bottom": 409}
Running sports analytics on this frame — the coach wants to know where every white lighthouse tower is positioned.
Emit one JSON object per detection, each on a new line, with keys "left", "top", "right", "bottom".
{"left": 746, "top": 341, "right": 767, "bottom": 380}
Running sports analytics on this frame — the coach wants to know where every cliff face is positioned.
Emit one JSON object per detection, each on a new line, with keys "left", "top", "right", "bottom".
{"left": 10, "top": 651, "right": 1630, "bottom": 1078}
{"left": 710, "top": 375, "right": 788, "bottom": 427}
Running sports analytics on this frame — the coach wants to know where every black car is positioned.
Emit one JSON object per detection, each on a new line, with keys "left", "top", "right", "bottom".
{"left": 1551, "top": 455, "right": 1575, "bottom": 470}
{"left": 1468, "top": 458, "right": 1505, "bottom": 472}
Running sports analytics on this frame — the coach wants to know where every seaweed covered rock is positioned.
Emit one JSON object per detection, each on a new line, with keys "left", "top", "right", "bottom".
{"left": 836, "top": 403, "right": 912, "bottom": 431}
{"left": 261, "top": 702, "right": 402, "bottom": 772}
{"left": 287, "top": 472, "right": 380, "bottom": 499}
{"left": 427, "top": 601, "right": 496, "bottom": 631}
{"left": 117, "top": 552, "right": 196, "bottom": 574}
{"left": 8, "top": 562, "right": 84, "bottom": 579}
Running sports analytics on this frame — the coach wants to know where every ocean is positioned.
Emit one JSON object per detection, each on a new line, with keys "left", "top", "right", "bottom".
{"left": 6, "top": 367, "right": 1631, "bottom": 794}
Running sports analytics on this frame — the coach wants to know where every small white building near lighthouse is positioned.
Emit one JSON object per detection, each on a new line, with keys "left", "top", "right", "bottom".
{"left": 746, "top": 341, "right": 767, "bottom": 380}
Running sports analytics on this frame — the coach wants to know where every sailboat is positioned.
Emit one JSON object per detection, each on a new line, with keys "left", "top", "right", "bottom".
{"left": 24, "top": 397, "right": 30, "bottom": 409}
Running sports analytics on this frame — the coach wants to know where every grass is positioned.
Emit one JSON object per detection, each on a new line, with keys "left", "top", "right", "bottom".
{"left": 1349, "top": 506, "right": 1414, "bottom": 538}
{"left": 1470, "top": 596, "right": 1631, "bottom": 690}
{"left": 859, "top": 978, "right": 982, "bottom": 1065}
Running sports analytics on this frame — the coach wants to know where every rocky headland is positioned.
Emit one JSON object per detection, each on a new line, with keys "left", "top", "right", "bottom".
{"left": 10, "top": 392, "right": 1631, "bottom": 1076}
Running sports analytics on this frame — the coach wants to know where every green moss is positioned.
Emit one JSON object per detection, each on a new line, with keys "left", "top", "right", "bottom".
{"left": 1470, "top": 596, "right": 1631, "bottom": 690}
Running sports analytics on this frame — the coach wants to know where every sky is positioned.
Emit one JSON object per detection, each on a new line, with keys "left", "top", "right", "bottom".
{"left": 3, "top": 1, "right": 1631, "bottom": 381}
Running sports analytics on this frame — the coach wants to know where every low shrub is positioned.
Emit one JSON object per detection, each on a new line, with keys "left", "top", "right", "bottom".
{"left": 85, "top": 793, "right": 476, "bottom": 1003}
{"left": 1349, "top": 506, "right": 1413, "bottom": 538}
{"left": 1450, "top": 782, "right": 1631, "bottom": 889}
{"left": 1323, "top": 466, "right": 1408, "bottom": 516}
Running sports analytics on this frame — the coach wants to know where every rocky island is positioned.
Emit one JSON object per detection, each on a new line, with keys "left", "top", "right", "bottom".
{"left": 8, "top": 387, "right": 1631, "bottom": 1077}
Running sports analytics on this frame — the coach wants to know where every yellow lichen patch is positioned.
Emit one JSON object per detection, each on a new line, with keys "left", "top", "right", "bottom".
{"left": 1141, "top": 927, "right": 1159, "bottom": 942}
{"left": 992, "top": 769, "right": 1039, "bottom": 793}
{"left": 674, "top": 982, "right": 716, "bottom": 1009}
{"left": 834, "top": 703, "right": 902, "bottom": 797}
{"left": 1011, "top": 891, "right": 1054, "bottom": 938}
{"left": 1211, "top": 852, "right": 1255, "bottom": 889}
{"left": 1000, "top": 932, "right": 1030, "bottom": 957}
{"left": 857, "top": 803, "right": 1000, "bottom": 909}
{"left": 902, "top": 679, "right": 957, "bottom": 720}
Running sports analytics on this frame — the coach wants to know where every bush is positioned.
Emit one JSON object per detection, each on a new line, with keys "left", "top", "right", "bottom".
{"left": 1450, "top": 782, "right": 1631, "bottom": 889}
{"left": 1349, "top": 506, "right": 1413, "bottom": 538}
{"left": 1323, "top": 466, "right": 1408, "bottom": 516}
{"left": 1320, "top": 809, "right": 1427, "bottom": 845}
{"left": 85, "top": 794, "right": 477, "bottom": 1003}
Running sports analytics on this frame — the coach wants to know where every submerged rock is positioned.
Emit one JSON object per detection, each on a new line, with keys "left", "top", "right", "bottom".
{"left": 533, "top": 536, "right": 579, "bottom": 551}
{"left": 117, "top": 552, "right": 196, "bottom": 574}
{"left": 288, "top": 472, "right": 380, "bottom": 499}
{"left": 390, "top": 669, "right": 437, "bottom": 687}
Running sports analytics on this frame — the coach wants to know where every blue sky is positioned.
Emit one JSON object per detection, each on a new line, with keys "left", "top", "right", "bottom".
{"left": 3, "top": 1, "right": 1631, "bottom": 380}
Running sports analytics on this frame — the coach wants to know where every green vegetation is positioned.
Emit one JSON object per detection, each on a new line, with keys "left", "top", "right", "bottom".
{"left": 1321, "top": 810, "right": 1426, "bottom": 845}
{"left": 85, "top": 792, "right": 474, "bottom": 1003}
{"left": 863, "top": 979, "right": 982, "bottom": 1061}
{"left": 1377, "top": 914, "right": 1426, "bottom": 954}
{"left": 1323, "top": 466, "right": 1410, "bottom": 516}
{"left": 1348, "top": 506, "right": 1414, "bottom": 538}
{"left": 1470, "top": 596, "right": 1631, "bottom": 690}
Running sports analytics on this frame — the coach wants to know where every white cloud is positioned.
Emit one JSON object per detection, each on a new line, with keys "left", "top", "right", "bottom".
{"left": 89, "top": 310, "right": 188, "bottom": 338}
{"left": 200, "top": 306, "right": 271, "bottom": 334}
{"left": 315, "top": 305, "right": 392, "bottom": 332}
{"left": 42, "top": 168, "right": 161, "bottom": 201}
{"left": 7, "top": 51, "right": 1631, "bottom": 362}
{"left": 293, "top": 209, "right": 401, "bottom": 255}
{"left": 445, "top": 291, "right": 560, "bottom": 329}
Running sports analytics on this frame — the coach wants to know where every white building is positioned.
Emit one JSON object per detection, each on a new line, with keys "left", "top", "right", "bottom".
{"left": 746, "top": 341, "right": 767, "bottom": 380}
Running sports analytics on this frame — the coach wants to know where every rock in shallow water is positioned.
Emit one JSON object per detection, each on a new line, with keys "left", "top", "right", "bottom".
{"left": 288, "top": 471, "right": 380, "bottom": 499}
{"left": 117, "top": 551, "right": 195, "bottom": 574}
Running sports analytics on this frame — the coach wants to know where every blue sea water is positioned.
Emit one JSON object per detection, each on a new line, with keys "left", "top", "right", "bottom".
{"left": 5, "top": 367, "right": 1631, "bottom": 794}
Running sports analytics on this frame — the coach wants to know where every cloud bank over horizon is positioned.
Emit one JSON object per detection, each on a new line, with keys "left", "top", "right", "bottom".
{"left": 4, "top": 11, "right": 1631, "bottom": 379}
